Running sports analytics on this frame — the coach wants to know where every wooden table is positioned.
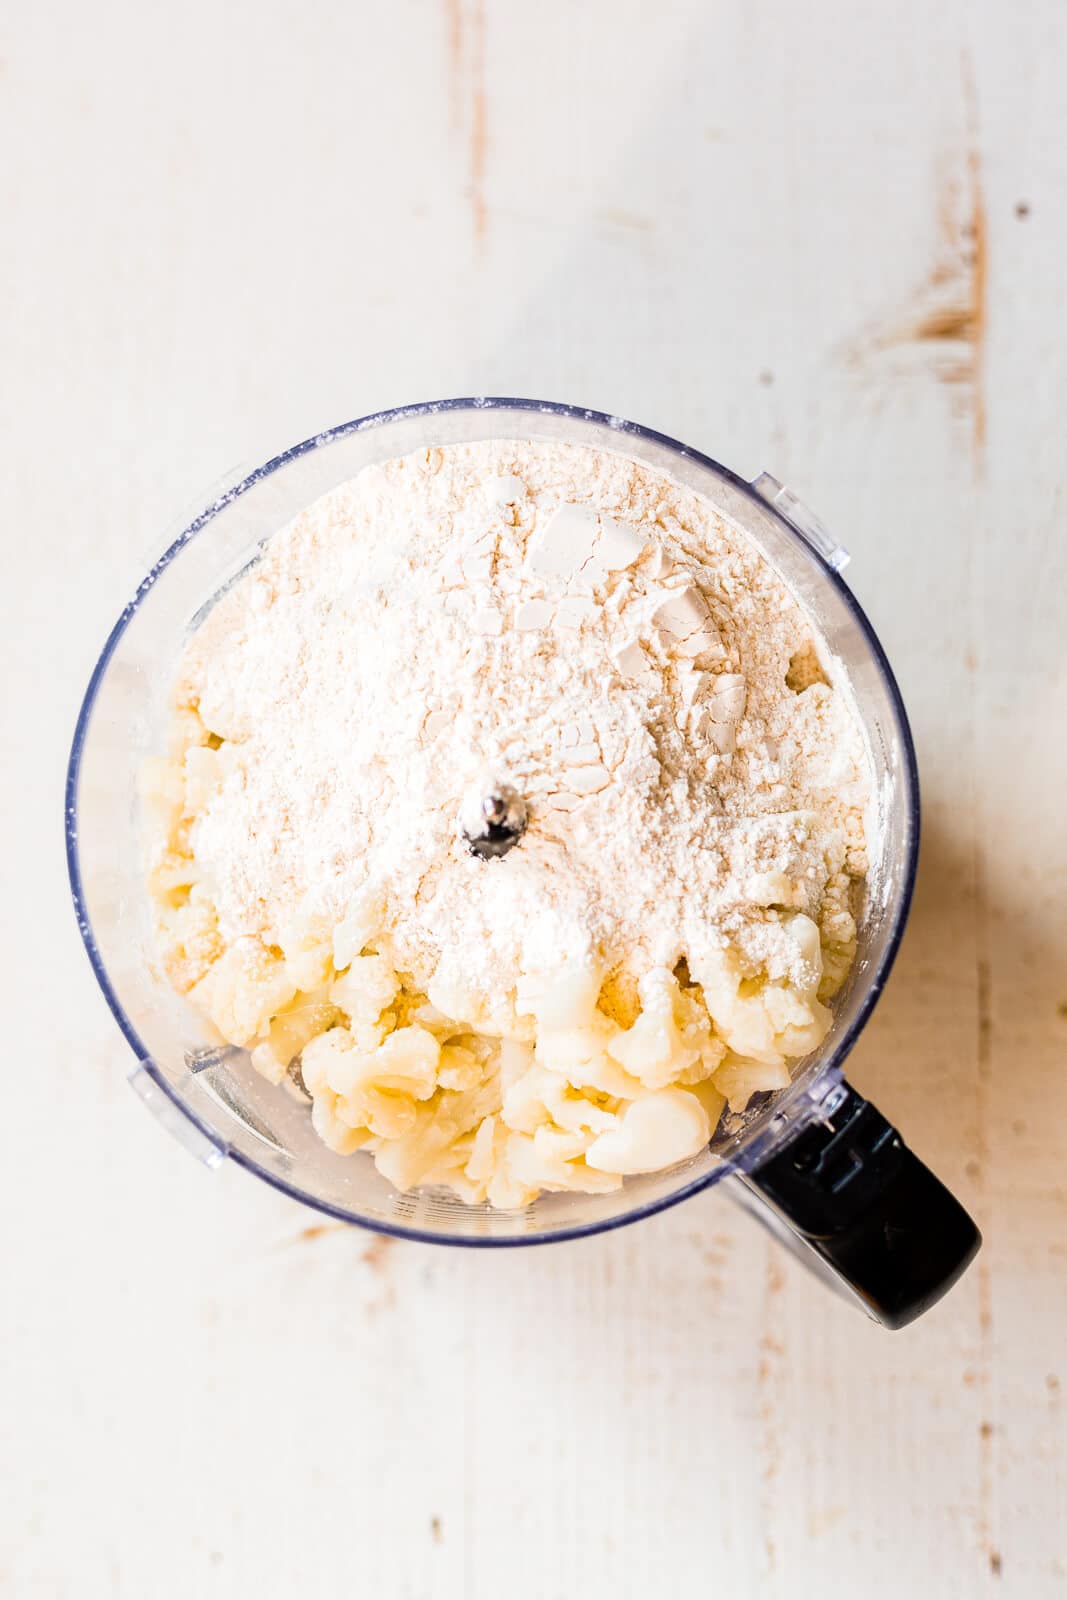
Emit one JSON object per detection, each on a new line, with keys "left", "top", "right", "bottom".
{"left": 4, "top": 2, "right": 1064, "bottom": 1594}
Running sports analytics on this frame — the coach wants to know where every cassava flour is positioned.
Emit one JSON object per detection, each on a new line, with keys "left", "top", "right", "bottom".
{"left": 146, "top": 437, "right": 871, "bottom": 1207}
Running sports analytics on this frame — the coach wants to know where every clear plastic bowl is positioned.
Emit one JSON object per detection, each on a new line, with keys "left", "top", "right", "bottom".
{"left": 66, "top": 398, "right": 978, "bottom": 1323}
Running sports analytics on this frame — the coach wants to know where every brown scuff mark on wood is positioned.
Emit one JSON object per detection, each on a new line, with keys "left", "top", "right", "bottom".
{"left": 845, "top": 53, "right": 987, "bottom": 470}
{"left": 287, "top": 1221, "right": 347, "bottom": 1245}
{"left": 703, "top": 1237, "right": 729, "bottom": 1292}
{"left": 443, "top": 0, "right": 464, "bottom": 130}
{"left": 596, "top": 208, "right": 654, "bottom": 233}
{"left": 430, "top": 1514, "right": 443, "bottom": 1544}
{"left": 961, "top": 53, "right": 987, "bottom": 464}
{"left": 362, "top": 1234, "right": 398, "bottom": 1318}
{"left": 469, "top": 0, "right": 488, "bottom": 250}
{"left": 973, "top": 819, "right": 997, "bottom": 1573}
{"left": 361, "top": 1233, "right": 395, "bottom": 1272}
{"left": 757, "top": 1249, "right": 786, "bottom": 1578}
{"left": 807, "top": 1505, "right": 846, "bottom": 1538}
{"left": 443, "top": 1, "right": 489, "bottom": 251}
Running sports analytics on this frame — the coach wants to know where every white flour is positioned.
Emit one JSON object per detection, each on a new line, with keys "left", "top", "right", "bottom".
{"left": 176, "top": 439, "right": 869, "bottom": 1014}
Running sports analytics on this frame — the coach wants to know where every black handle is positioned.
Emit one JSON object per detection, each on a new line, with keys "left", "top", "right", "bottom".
{"left": 741, "top": 1080, "right": 980, "bottom": 1329}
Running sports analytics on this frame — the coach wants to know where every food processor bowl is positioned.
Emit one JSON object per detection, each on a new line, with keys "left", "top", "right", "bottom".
{"left": 66, "top": 398, "right": 979, "bottom": 1326}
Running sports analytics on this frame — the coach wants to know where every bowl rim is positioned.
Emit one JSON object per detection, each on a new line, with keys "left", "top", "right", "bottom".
{"left": 65, "top": 395, "right": 921, "bottom": 1247}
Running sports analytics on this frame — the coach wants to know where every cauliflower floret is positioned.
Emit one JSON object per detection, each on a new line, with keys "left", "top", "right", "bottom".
{"left": 300, "top": 1027, "right": 356, "bottom": 1095}
{"left": 516, "top": 963, "right": 602, "bottom": 1031}
{"left": 249, "top": 991, "right": 343, "bottom": 1086}
{"left": 487, "top": 1165, "right": 539, "bottom": 1212}
{"left": 166, "top": 707, "right": 213, "bottom": 758}
{"left": 147, "top": 848, "right": 199, "bottom": 908}
{"left": 532, "top": 1124, "right": 596, "bottom": 1162}
{"left": 500, "top": 1062, "right": 557, "bottom": 1134}
{"left": 783, "top": 911, "right": 823, "bottom": 980}
{"left": 361, "top": 1026, "right": 441, "bottom": 1096}
{"left": 818, "top": 872, "right": 859, "bottom": 1001}
{"left": 330, "top": 954, "right": 399, "bottom": 1025}
{"left": 585, "top": 1087, "right": 710, "bottom": 1175}
{"left": 188, "top": 936, "right": 296, "bottom": 1047}
{"left": 159, "top": 885, "right": 223, "bottom": 993}
{"left": 371, "top": 1072, "right": 500, "bottom": 1192}
{"left": 278, "top": 908, "right": 335, "bottom": 993}
{"left": 535, "top": 1018, "right": 642, "bottom": 1099}
{"left": 437, "top": 1042, "right": 485, "bottom": 1092}
{"left": 606, "top": 967, "right": 725, "bottom": 1089}
{"left": 332, "top": 888, "right": 385, "bottom": 970}
{"left": 250, "top": 1042, "right": 288, "bottom": 1087}
{"left": 138, "top": 756, "right": 184, "bottom": 836}
{"left": 538, "top": 1074, "right": 618, "bottom": 1136}
{"left": 428, "top": 967, "right": 532, "bottom": 1041}
{"left": 499, "top": 1037, "right": 536, "bottom": 1091}
{"left": 745, "top": 869, "right": 801, "bottom": 908}
{"left": 711, "top": 1053, "right": 791, "bottom": 1112}
{"left": 310, "top": 1088, "right": 372, "bottom": 1155}
{"left": 692, "top": 916, "right": 830, "bottom": 1066}
{"left": 451, "top": 1112, "right": 539, "bottom": 1207}
{"left": 371, "top": 1099, "right": 466, "bottom": 1190}
{"left": 503, "top": 1130, "right": 622, "bottom": 1197}
{"left": 301, "top": 1024, "right": 441, "bottom": 1140}
{"left": 689, "top": 1075, "right": 727, "bottom": 1132}
{"left": 465, "top": 1112, "right": 506, "bottom": 1187}
{"left": 182, "top": 744, "right": 228, "bottom": 813}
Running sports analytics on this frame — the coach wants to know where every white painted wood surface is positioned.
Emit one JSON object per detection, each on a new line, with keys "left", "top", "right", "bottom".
{"left": 3, "top": 2, "right": 1065, "bottom": 1594}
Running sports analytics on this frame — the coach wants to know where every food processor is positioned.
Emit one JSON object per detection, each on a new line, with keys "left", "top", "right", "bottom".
{"left": 66, "top": 397, "right": 980, "bottom": 1327}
